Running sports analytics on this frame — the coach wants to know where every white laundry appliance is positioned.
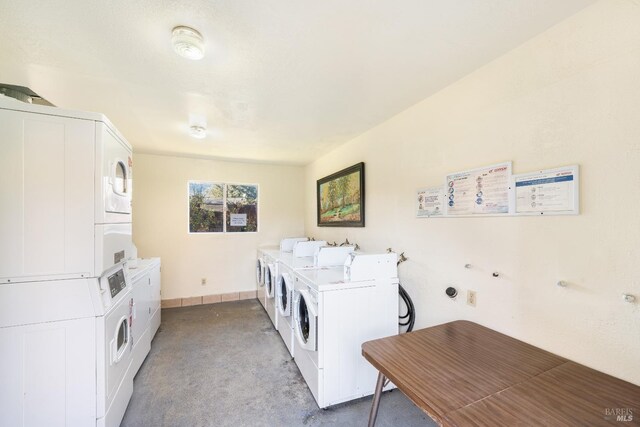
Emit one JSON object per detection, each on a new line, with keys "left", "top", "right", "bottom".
{"left": 0, "top": 264, "right": 134, "bottom": 427}
{"left": 256, "top": 250, "right": 267, "bottom": 308}
{"left": 261, "top": 240, "right": 326, "bottom": 328}
{"left": 292, "top": 253, "right": 399, "bottom": 408}
{"left": 94, "top": 265, "right": 135, "bottom": 427}
{"left": 128, "top": 258, "right": 162, "bottom": 377}
{"left": 276, "top": 246, "right": 355, "bottom": 358}
{"left": 0, "top": 96, "right": 133, "bottom": 284}
{"left": 256, "top": 238, "right": 307, "bottom": 310}
{"left": 256, "top": 247, "right": 276, "bottom": 310}
{"left": 0, "top": 96, "right": 139, "bottom": 427}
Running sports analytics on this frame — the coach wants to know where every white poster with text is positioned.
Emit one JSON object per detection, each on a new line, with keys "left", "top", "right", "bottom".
{"left": 445, "top": 162, "right": 512, "bottom": 216}
{"left": 417, "top": 187, "right": 444, "bottom": 217}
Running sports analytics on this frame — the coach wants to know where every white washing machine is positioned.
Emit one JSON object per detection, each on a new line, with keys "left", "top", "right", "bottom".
{"left": 256, "top": 238, "right": 306, "bottom": 311}
{"left": 256, "top": 248, "right": 273, "bottom": 310}
{"left": 292, "top": 253, "right": 399, "bottom": 408}
{"left": 262, "top": 249, "right": 281, "bottom": 327}
{"left": 276, "top": 246, "right": 355, "bottom": 358}
{"left": 264, "top": 241, "right": 327, "bottom": 328}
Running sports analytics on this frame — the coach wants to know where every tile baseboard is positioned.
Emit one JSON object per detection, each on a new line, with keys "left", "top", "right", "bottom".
{"left": 161, "top": 290, "right": 257, "bottom": 309}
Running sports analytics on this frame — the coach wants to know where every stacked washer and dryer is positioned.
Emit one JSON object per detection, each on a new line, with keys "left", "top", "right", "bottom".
{"left": 0, "top": 96, "right": 159, "bottom": 427}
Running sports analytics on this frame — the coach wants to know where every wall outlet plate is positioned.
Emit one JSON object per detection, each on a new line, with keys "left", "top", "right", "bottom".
{"left": 467, "top": 290, "right": 476, "bottom": 307}
{"left": 201, "top": 278, "right": 207, "bottom": 285}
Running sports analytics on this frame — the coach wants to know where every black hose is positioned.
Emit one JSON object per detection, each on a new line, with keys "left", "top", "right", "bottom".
{"left": 398, "top": 283, "right": 415, "bottom": 332}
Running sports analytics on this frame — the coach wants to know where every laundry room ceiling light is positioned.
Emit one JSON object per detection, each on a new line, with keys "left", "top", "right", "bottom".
{"left": 172, "top": 26, "right": 205, "bottom": 60}
{"left": 189, "top": 124, "right": 207, "bottom": 139}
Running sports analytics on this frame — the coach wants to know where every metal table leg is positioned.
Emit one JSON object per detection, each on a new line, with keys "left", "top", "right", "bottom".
{"left": 368, "top": 371, "right": 386, "bottom": 427}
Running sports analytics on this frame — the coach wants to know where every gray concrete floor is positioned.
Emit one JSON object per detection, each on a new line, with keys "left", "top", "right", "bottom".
{"left": 121, "top": 299, "right": 435, "bottom": 427}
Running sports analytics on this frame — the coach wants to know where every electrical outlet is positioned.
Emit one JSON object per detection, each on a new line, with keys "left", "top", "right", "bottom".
{"left": 201, "top": 278, "right": 207, "bottom": 286}
{"left": 467, "top": 290, "right": 476, "bottom": 307}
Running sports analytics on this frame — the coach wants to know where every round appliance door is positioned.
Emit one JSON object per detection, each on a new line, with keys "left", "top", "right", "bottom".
{"left": 294, "top": 289, "right": 317, "bottom": 351}
{"left": 277, "top": 273, "right": 293, "bottom": 317}
{"left": 113, "top": 160, "right": 129, "bottom": 196}
{"left": 105, "top": 294, "right": 134, "bottom": 407}
{"left": 266, "top": 264, "right": 276, "bottom": 298}
{"left": 112, "top": 315, "right": 130, "bottom": 364}
{"left": 106, "top": 157, "right": 132, "bottom": 214}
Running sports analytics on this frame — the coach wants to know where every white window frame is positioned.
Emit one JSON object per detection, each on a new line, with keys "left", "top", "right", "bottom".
{"left": 187, "top": 181, "right": 259, "bottom": 234}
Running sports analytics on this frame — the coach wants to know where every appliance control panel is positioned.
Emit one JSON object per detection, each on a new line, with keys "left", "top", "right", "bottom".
{"left": 108, "top": 268, "right": 127, "bottom": 298}
{"left": 344, "top": 252, "right": 398, "bottom": 282}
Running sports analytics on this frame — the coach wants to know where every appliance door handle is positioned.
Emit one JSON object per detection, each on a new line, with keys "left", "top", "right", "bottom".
{"left": 300, "top": 289, "right": 317, "bottom": 317}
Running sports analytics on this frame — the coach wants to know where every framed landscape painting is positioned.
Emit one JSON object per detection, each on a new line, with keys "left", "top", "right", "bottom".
{"left": 317, "top": 162, "right": 365, "bottom": 227}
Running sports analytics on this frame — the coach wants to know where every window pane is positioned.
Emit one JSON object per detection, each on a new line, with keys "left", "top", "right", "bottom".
{"left": 226, "top": 184, "right": 258, "bottom": 232}
{"left": 189, "top": 182, "right": 224, "bottom": 233}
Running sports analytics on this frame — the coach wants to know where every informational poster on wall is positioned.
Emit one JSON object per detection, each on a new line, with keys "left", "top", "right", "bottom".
{"left": 416, "top": 187, "right": 444, "bottom": 217}
{"left": 445, "top": 162, "right": 512, "bottom": 216}
{"left": 512, "top": 165, "right": 579, "bottom": 215}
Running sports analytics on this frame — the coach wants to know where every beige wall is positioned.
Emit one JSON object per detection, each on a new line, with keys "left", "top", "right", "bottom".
{"left": 304, "top": 1, "right": 640, "bottom": 385}
{"left": 133, "top": 153, "right": 305, "bottom": 300}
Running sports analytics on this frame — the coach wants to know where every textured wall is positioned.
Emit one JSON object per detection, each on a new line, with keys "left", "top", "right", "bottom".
{"left": 133, "top": 153, "right": 305, "bottom": 299}
{"left": 304, "top": 1, "right": 640, "bottom": 385}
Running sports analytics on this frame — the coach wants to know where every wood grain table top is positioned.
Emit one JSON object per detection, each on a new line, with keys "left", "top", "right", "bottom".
{"left": 362, "top": 320, "right": 640, "bottom": 426}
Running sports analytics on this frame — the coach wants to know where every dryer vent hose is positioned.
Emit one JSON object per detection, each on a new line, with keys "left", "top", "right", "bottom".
{"left": 399, "top": 284, "right": 415, "bottom": 333}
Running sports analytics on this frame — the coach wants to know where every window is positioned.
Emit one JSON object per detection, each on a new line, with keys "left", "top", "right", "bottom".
{"left": 188, "top": 181, "right": 258, "bottom": 233}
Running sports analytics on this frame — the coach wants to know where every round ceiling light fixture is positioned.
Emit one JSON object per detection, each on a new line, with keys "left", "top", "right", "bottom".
{"left": 189, "top": 124, "right": 207, "bottom": 139}
{"left": 172, "top": 26, "right": 205, "bottom": 60}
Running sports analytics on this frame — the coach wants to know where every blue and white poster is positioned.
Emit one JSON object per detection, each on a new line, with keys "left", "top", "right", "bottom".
{"left": 513, "top": 165, "right": 579, "bottom": 215}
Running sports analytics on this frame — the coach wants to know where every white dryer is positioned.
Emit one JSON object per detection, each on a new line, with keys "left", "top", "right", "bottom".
{"left": 276, "top": 246, "right": 355, "bottom": 358}
{"left": 292, "top": 253, "right": 399, "bottom": 408}
{"left": 94, "top": 264, "right": 135, "bottom": 427}
{"left": 0, "top": 97, "right": 134, "bottom": 283}
{"left": 0, "top": 264, "right": 134, "bottom": 427}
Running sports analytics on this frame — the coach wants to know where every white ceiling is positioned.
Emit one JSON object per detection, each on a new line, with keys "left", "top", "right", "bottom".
{"left": 0, "top": 0, "right": 594, "bottom": 164}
